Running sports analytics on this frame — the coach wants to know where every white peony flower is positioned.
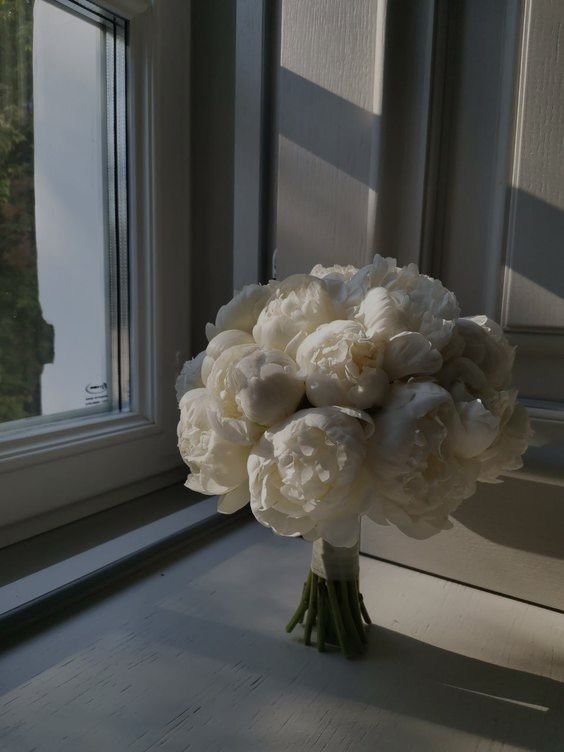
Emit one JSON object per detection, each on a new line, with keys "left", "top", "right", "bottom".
{"left": 383, "top": 332, "right": 442, "bottom": 380}
{"left": 248, "top": 407, "right": 374, "bottom": 547}
{"left": 448, "top": 398, "right": 500, "bottom": 459}
{"left": 438, "top": 356, "right": 489, "bottom": 400}
{"left": 224, "top": 346, "right": 305, "bottom": 426}
{"left": 477, "top": 389, "right": 533, "bottom": 482}
{"left": 392, "top": 264, "right": 460, "bottom": 350}
{"left": 253, "top": 274, "right": 344, "bottom": 357}
{"left": 310, "top": 263, "right": 360, "bottom": 305}
{"left": 452, "top": 316, "right": 515, "bottom": 390}
{"left": 296, "top": 320, "right": 388, "bottom": 409}
{"left": 206, "top": 343, "right": 305, "bottom": 438}
{"left": 205, "top": 343, "right": 265, "bottom": 444}
{"left": 201, "top": 329, "right": 255, "bottom": 385}
{"left": 367, "top": 382, "right": 479, "bottom": 539}
{"left": 178, "top": 388, "right": 250, "bottom": 513}
{"left": 205, "top": 282, "right": 276, "bottom": 341}
{"left": 354, "top": 286, "right": 407, "bottom": 339}
{"left": 175, "top": 351, "right": 205, "bottom": 402}
{"left": 348, "top": 255, "right": 459, "bottom": 351}
{"left": 177, "top": 253, "right": 532, "bottom": 545}
{"left": 353, "top": 287, "right": 444, "bottom": 379}
{"left": 345, "top": 255, "right": 401, "bottom": 308}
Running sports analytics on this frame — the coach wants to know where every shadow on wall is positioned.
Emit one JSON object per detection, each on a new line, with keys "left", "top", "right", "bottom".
{"left": 504, "top": 188, "right": 564, "bottom": 307}
{"left": 275, "top": 66, "right": 564, "bottom": 554}
{"left": 278, "top": 67, "right": 380, "bottom": 190}
{"left": 452, "top": 476, "right": 564, "bottom": 560}
{"left": 275, "top": 67, "right": 381, "bottom": 277}
{"left": 190, "top": 0, "right": 236, "bottom": 353}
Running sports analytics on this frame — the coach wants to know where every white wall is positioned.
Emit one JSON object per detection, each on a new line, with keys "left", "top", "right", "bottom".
{"left": 274, "top": 0, "right": 387, "bottom": 278}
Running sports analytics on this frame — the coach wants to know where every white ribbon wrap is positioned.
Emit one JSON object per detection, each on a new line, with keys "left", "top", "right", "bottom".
{"left": 311, "top": 538, "right": 359, "bottom": 581}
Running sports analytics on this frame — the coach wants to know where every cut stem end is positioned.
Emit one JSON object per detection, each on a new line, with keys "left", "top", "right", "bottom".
{"left": 286, "top": 569, "right": 370, "bottom": 658}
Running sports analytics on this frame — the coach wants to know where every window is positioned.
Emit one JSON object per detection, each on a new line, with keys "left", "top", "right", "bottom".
{"left": 0, "top": 0, "right": 128, "bottom": 432}
{"left": 0, "top": 0, "right": 191, "bottom": 547}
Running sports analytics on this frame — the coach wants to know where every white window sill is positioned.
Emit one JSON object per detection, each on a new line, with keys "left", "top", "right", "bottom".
{"left": 1, "top": 523, "right": 562, "bottom": 751}
{"left": 0, "top": 484, "right": 244, "bottom": 635}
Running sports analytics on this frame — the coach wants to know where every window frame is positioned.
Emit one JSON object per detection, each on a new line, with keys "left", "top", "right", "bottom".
{"left": 0, "top": 0, "right": 192, "bottom": 547}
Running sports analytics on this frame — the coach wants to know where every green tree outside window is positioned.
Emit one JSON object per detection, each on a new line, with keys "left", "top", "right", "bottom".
{"left": 0, "top": 0, "right": 54, "bottom": 423}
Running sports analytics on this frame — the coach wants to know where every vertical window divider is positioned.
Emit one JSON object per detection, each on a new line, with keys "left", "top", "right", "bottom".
{"left": 105, "top": 19, "right": 120, "bottom": 414}
{"left": 103, "top": 8, "right": 129, "bottom": 414}
{"left": 114, "top": 20, "right": 130, "bottom": 413}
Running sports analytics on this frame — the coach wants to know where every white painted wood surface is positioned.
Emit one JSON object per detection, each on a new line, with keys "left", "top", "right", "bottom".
{"left": 1, "top": 523, "right": 562, "bottom": 751}
{"left": 500, "top": 0, "right": 564, "bottom": 420}
{"left": 356, "top": 0, "right": 564, "bottom": 603}
{"left": 233, "top": 0, "right": 267, "bottom": 290}
{"left": 375, "top": 0, "right": 436, "bottom": 267}
{"left": 0, "top": 0, "right": 192, "bottom": 545}
{"left": 502, "top": 0, "right": 564, "bottom": 333}
{"left": 362, "top": 475, "right": 564, "bottom": 612}
{"left": 189, "top": 0, "right": 236, "bottom": 354}
{"left": 423, "top": 0, "right": 564, "bottom": 420}
{"left": 0, "top": 488, "right": 213, "bottom": 616}
{"left": 275, "top": 0, "right": 386, "bottom": 277}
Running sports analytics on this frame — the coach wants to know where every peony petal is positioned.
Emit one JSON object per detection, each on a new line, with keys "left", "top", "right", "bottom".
{"left": 234, "top": 348, "right": 305, "bottom": 426}
{"left": 202, "top": 330, "right": 256, "bottom": 385}
{"left": 184, "top": 475, "right": 207, "bottom": 494}
{"left": 253, "top": 274, "right": 343, "bottom": 354}
{"left": 207, "top": 406, "right": 263, "bottom": 445}
{"left": 175, "top": 352, "right": 205, "bottom": 401}
{"left": 206, "top": 282, "right": 276, "bottom": 340}
{"left": 185, "top": 473, "right": 230, "bottom": 496}
{"left": 314, "top": 516, "right": 361, "bottom": 547}
{"left": 333, "top": 405, "right": 375, "bottom": 437}
{"left": 384, "top": 331, "right": 442, "bottom": 380}
{"left": 217, "top": 483, "right": 250, "bottom": 514}
{"left": 355, "top": 287, "right": 405, "bottom": 339}
{"left": 296, "top": 320, "right": 388, "bottom": 410}
{"left": 449, "top": 399, "right": 500, "bottom": 459}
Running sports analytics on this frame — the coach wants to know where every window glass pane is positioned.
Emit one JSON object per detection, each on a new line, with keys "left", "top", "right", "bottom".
{"left": 0, "top": 0, "right": 126, "bottom": 431}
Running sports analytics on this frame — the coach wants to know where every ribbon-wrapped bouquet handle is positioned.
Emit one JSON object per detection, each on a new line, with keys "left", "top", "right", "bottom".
{"left": 285, "top": 539, "right": 371, "bottom": 657}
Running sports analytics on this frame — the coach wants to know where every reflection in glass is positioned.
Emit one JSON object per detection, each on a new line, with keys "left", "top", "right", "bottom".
{"left": 0, "top": 0, "right": 54, "bottom": 423}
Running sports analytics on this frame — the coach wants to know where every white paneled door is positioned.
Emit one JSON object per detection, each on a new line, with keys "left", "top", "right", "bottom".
{"left": 273, "top": 0, "right": 564, "bottom": 610}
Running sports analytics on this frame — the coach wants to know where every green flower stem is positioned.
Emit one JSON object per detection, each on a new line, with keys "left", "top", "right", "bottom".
{"left": 347, "top": 579, "right": 367, "bottom": 644}
{"left": 359, "top": 592, "right": 372, "bottom": 625}
{"left": 338, "top": 581, "right": 363, "bottom": 654}
{"left": 285, "top": 571, "right": 312, "bottom": 633}
{"left": 286, "top": 568, "right": 370, "bottom": 658}
{"left": 326, "top": 579, "right": 353, "bottom": 658}
{"left": 303, "top": 574, "right": 318, "bottom": 646}
{"left": 316, "top": 580, "right": 327, "bottom": 652}
{"left": 298, "top": 582, "right": 307, "bottom": 624}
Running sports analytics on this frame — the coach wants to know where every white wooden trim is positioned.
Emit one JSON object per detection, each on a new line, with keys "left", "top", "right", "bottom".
{"left": 233, "top": 0, "right": 268, "bottom": 289}
{"left": 366, "top": 0, "right": 387, "bottom": 261}
{"left": 0, "top": 488, "right": 216, "bottom": 620}
{"left": 362, "top": 467, "right": 564, "bottom": 612}
{"left": 375, "top": 0, "right": 436, "bottom": 268}
{"left": 0, "top": 0, "right": 191, "bottom": 545}
{"left": 0, "top": 468, "right": 185, "bottom": 550}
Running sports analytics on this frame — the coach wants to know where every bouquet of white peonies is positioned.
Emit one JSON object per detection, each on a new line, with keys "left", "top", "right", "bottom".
{"left": 177, "top": 255, "right": 532, "bottom": 657}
